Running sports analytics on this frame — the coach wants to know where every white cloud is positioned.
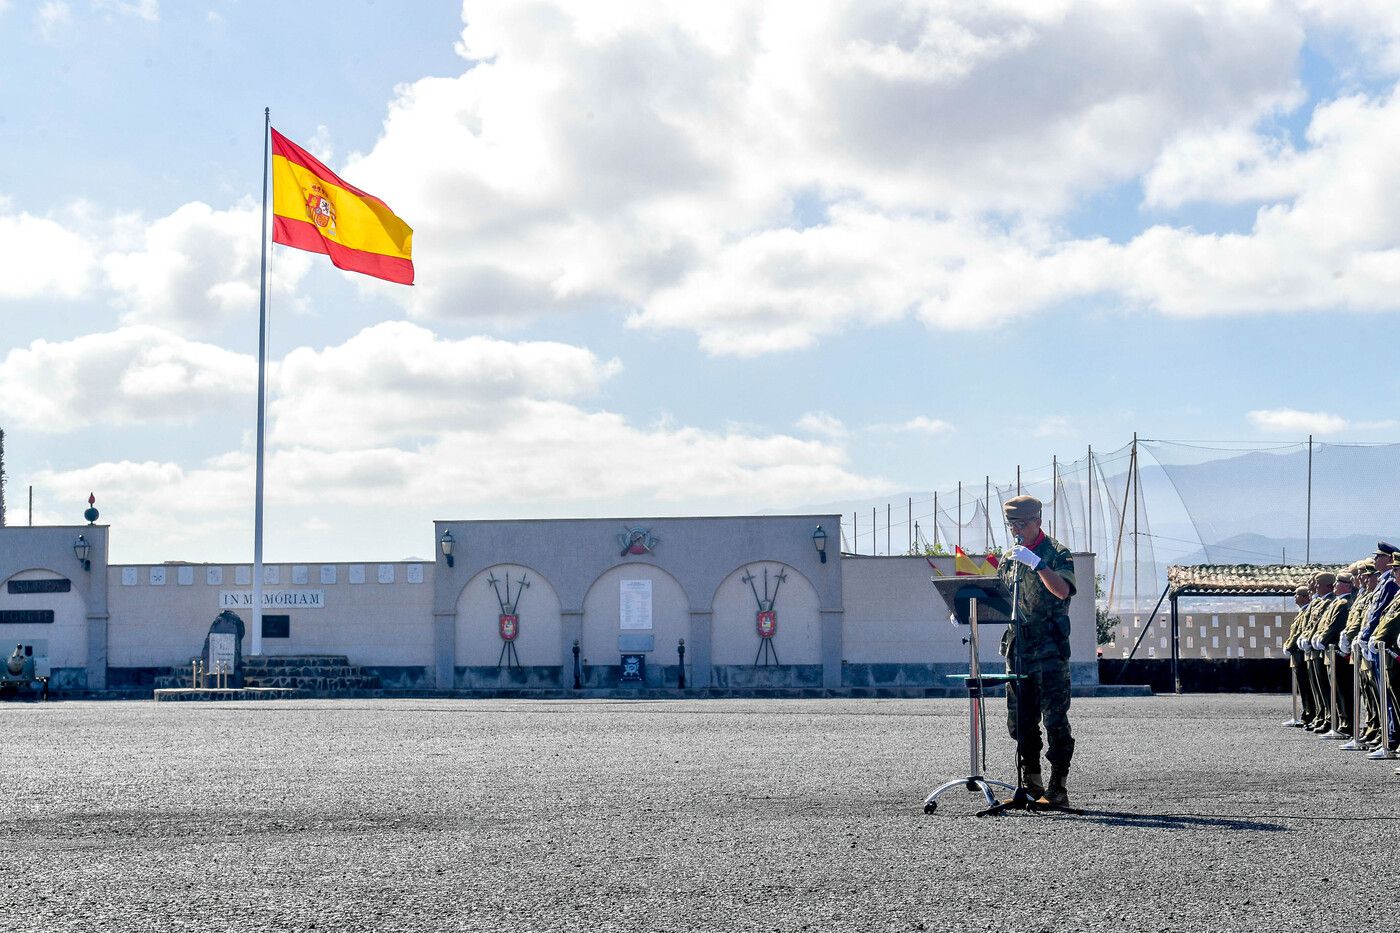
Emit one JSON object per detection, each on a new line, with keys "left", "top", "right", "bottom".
{"left": 36, "top": 1, "right": 70, "bottom": 38}
{"left": 892, "top": 416, "right": 954, "bottom": 435}
{"left": 0, "top": 207, "right": 98, "bottom": 299}
{"left": 269, "top": 321, "right": 621, "bottom": 449}
{"left": 93, "top": 0, "right": 158, "bottom": 21}
{"left": 1033, "top": 415, "right": 1073, "bottom": 438}
{"left": 102, "top": 200, "right": 312, "bottom": 327}
{"left": 336, "top": 0, "right": 1305, "bottom": 352}
{"left": 1247, "top": 408, "right": 1397, "bottom": 435}
{"left": 0, "top": 326, "right": 253, "bottom": 429}
{"left": 795, "top": 411, "right": 846, "bottom": 438}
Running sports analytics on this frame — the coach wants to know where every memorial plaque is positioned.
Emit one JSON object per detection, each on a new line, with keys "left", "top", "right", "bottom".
{"left": 177, "top": 566, "right": 194, "bottom": 586}
{"left": 263, "top": 565, "right": 280, "bottom": 585}
{"left": 121, "top": 567, "right": 138, "bottom": 586}
{"left": 320, "top": 565, "right": 337, "bottom": 585}
{"left": 348, "top": 565, "right": 365, "bottom": 584}
{"left": 149, "top": 566, "right": 166, "bottom": 586}
{"left": 262, "top": 615, "right": 290, "bottom": 639}
{"left": 208, "top": 632, "right": 237, "bottom": 671}
{"left": 292, "top": 565, "right": 309, "bottom": 585}
{"left": 377, "top": 564, "right": 395, "bottom": 584}
{"left": 620, "top": 653, "right": 646, "bottom": 683}
{"left": 620, "top": 579, "right": 653, "bottom": 630}
{"left": 406, "top": 564, "right": 423, "bottom": 584}
{"left": 7, "top": 579, "right": 71, "bottom": 595}
{"left": 207, "top": 566, "right": 224, "bottom": 586}
{"left": 235, "top": 566, "right": 251, "bottom": 585}
{"left": 0, "top": 610, "right": 54, "bottom": 625}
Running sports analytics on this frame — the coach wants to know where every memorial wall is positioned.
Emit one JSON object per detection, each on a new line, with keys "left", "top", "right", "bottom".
{"left": 0, "top": 516, "right": 1097, "bottom": 692}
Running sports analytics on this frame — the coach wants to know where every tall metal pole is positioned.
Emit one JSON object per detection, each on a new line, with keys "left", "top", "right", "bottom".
{"left": 907, "top": 497, "right": 912, "bottom": 554}
{"left": 1305, "top": 434, "right": 1313, "bottom": 565}
{"left": 1086, "top": 445, "right": 1093, "bottom": 557}
{"left": 1132, "top": 432, "right": 1140, "bottom": 613}
{"left": 932, "top": 493, "right": 939, "bottom": 549}
{"left": 872, "top": 507, "right": 876, "bottom": 555}
{"left": 984, "top": 476, "right": 992, "bottom": 550}
{"left": 853, "top": 512, "right": 858, "bottom": 555}
{"left": 957, "top": 481, "right": 962, "bottom": 551}
{"left": 1016, "top": 466, "right": 1021, "bottom": 496}
{"left": 251, "top": 107, "right": 271, "bottom": 658}
{"left": 1052, "top": 455, "right": 1058, "bottom": 540}
{"left": 886, "top": 503, "right": 891, "bottom": 556}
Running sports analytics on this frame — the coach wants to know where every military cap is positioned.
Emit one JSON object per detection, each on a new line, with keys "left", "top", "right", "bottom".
{"left": 1315, "top": 571, "right": 1337, "bottom": 587}
{"left": 1358, "top": 558, "right": 1378, "bottom": 574}
{"left": 1294, "top": 585, "right": 1310, "bottom": 597}
{"left": 1337, "top": 571, "right": 1354, "bottom": 585}
{"left": 1374, "top": 541, "right": 1397, "bottom": 557}
{"left": 1003, "top": 495, "right": 1042, "bottom": 522}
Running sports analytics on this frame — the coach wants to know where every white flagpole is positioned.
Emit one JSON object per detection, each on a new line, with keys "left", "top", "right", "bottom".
{"left": 251, "top": 107, "right": 270, "bottom": 657}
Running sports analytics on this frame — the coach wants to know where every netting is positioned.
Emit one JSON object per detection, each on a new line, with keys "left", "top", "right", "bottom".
{"left": 845, "top": 438, "right": 1399, "bottom": 623}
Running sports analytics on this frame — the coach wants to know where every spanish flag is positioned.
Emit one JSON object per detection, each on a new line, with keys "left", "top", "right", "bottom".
{"left": 954, "top": 546, "right": 983, "bottom": 576}
{"left": 270, "top": 128, "right": 414, "bottom": 285}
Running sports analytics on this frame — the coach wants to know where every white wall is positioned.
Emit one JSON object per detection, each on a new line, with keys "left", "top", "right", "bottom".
{"left": 711, "top": 562, "right": 821, "bottom": 665}
{"left": 455, "top": 564, "right": 563, "bottom": 666}
{"left": 580, "top": 563, "right": 689, "bottom": 666}
{"left": 0, "top": 569, "right": 86, "bottom": 666}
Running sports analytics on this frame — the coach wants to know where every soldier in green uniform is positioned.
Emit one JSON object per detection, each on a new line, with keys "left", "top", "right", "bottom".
{"left": 1313, "top": 571, "right": 1354, "bottom": 736}
{"left": 1283, "top": 585, "right": 1317, "bottom": 728}
{"left": 1347, "top": 561, "right": 1382, "bottom": 748}
{"left": 996, "top": 495, "right": 1077, "bottom": 806}
{"left": 1303, "top": 572, "right": 1337, "bottom": 731}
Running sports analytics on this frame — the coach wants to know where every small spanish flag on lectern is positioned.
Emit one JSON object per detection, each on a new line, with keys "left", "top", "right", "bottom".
{"left": 270, "top": 128, "right": 414, "bottom": 285}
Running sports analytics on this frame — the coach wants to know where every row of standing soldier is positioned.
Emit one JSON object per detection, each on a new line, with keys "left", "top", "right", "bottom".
{"left": 1283, "top": 541, "right": 1400, "bottom": 765}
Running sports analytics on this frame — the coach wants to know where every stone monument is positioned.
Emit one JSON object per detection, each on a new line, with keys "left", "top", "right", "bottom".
{"left": 199, "top": 610, "right": 245, "bottom": 687}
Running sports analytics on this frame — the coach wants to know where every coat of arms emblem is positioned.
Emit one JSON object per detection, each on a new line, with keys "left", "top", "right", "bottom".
{"left": 744, "top": 565, "right": 786, "bottom": 666}
{"left": 304, "top": 183, "right": 337, "bottom": 236}
{"left": 488, "top": 571, "right": 529, "bottom": 667}
{"left": 617, "top": 526, "right": 659, "bottom": 556}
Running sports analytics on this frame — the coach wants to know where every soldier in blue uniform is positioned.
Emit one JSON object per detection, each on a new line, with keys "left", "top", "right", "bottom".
{"left": 997, "top": 495, "right": 1077, "bottom": 806}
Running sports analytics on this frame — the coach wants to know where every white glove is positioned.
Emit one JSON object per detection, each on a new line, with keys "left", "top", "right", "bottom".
{"left": 1313, "top": 637, "right": 1326, "bottom": 651}
{"left": 1339, "top": 635, "right": 1351, "bottom": 655}
{"left": 1008, "top": 545, "right": 1042, "bottom": 570}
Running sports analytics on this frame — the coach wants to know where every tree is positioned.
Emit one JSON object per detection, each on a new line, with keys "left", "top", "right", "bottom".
{"left": 1094, "top": 573, "right": 1121, "bottom": 645}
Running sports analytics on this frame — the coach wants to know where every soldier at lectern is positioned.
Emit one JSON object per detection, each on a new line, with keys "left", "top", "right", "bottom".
{"left": 997, "top": 495, "right": 1078, "bottom": 806}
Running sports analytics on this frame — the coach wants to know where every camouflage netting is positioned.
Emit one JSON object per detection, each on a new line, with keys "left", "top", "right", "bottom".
{"left": 1166, "top": 563, "right": 1349, "bottom": 596}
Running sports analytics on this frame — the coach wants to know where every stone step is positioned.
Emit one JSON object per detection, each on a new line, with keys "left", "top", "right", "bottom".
{"left": 242, "top": 655, "right": 350, "bottom": 668}
{"left": 154, "top": 653, "right": 380, "bottom": 697}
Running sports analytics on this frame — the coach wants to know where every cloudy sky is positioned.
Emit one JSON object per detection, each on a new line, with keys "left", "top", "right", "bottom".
{"left": 2, "top": 0, "right": 1398, "bottom": 563}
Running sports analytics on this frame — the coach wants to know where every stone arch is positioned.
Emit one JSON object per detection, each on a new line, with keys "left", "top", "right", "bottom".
{"left": 455, "top": 564, "right": 563, "bottom": 667}
{"left": 580, "top": 563, "right": 689, "bottom": 669}
{"left": 0, "top": 568, "right": 86, "bottom": 667}
{"left": 710, "top": 562, "right": 821, "bottom": 665}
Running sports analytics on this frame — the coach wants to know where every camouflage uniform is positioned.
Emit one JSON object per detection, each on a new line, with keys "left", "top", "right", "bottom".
{"left": 1283, "top": 596, "right": 1318, "bottom": 726}
{"left": 997, "top": 532, "right": 1077, "bottom": 779}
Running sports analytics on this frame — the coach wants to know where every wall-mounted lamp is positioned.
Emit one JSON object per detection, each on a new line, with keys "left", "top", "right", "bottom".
{"left": 73, "top": 534, "right": 91, "bottom": 572}
{"left": 812, "top": 525, "right": 828, "bottom": 563}
{"left": 439, "top": 530, "right": 456, "bottom": 568}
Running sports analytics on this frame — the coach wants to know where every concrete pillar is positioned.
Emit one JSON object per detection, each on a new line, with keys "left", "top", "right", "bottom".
{"left": 688, "top": 609, "right": 712, "bottom": 688}
{"left": 84, "top": 527, "right": 110, "bottom": 691}
{"left": 820, "top": 607, "right": 844, "bottom": 689}
{"left": 433, "top": 610, "right": 455, "bottom": 690}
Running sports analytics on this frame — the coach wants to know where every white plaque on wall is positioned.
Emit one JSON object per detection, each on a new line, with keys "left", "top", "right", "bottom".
{"left": 263, "top": 565, "right": 280, "bottom": 585}
{"left": 620, "top": 579, "right": 653, "bottom": 630}
{"left": 320, "top": 565, "right": 337, "bottom": 585}
{"left": 149, "top": 566, "right": 166, "bottom": 586}
{"left": 177, "top": 566, "right": 194, "bottom": 586}
{"left": 235, "top": 566, "right": 251, "bottom": 586}
{"left": 207, "top": 566, "right": 224, "bottom": 586}
{"left": 348, "top": 565, "right": 365, "bottom": 584}
{"left": 292, "top": 565, "right": 309, "bottom": 585}
{"left": 378, "top": 564, "right": 395, "bottom": 584}
{"left": 121, "top": 567, "right": 138, "bottom": 586}
{"left": 406, "top": 564, "right": 423, "bottom": 584}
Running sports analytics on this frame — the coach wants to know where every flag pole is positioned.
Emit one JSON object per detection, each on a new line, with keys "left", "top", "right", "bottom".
{"left": 251, "top": 107, "right": 270, "bottom": 658}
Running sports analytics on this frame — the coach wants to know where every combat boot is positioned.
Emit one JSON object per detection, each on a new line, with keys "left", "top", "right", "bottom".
{"left": 1022, "top": 771, "right": 1046, "bottom": 800}
{"left": 1044, "top": 768, "right": 1070, "bottom": 807}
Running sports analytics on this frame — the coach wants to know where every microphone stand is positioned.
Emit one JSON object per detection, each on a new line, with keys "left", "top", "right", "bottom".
{"left": 978, "top": 534, "right": 1082, "bottom": 817}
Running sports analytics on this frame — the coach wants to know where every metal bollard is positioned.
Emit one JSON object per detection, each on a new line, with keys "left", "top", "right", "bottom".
{"left": 677, "top": 639, "right": 686, "bottom": 690}
{"left": 1324, "top": 650, "right": 1344, "bottom": 739}
{"left": 1369, "top": 647, "right": 1397, "bottom": 760}
{"left": 1284, "top": 658, "right": 1304, "bottom": 727}
{"left": 1342, "top": 642, "right": 1365, "bottom": 750}
{"left": 572, "top": 640, "right": 582, "bottom": 691}
{"left": 191, "top": 658, "right": 199, "bottom": 689}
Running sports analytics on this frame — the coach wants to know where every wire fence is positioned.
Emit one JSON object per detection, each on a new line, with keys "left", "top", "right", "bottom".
{"left": 841, "top": 437, "right": 1400, "bottom": 620}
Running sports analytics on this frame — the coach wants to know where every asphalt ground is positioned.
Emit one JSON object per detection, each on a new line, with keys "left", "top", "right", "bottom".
{"left": 2, "top": 695, "right": 1398, "bottom": 933}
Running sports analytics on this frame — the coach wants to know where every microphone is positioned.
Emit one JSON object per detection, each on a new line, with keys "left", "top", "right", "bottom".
{"left": 1015, "top": 534, "right": 1024, "bottom": 545}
